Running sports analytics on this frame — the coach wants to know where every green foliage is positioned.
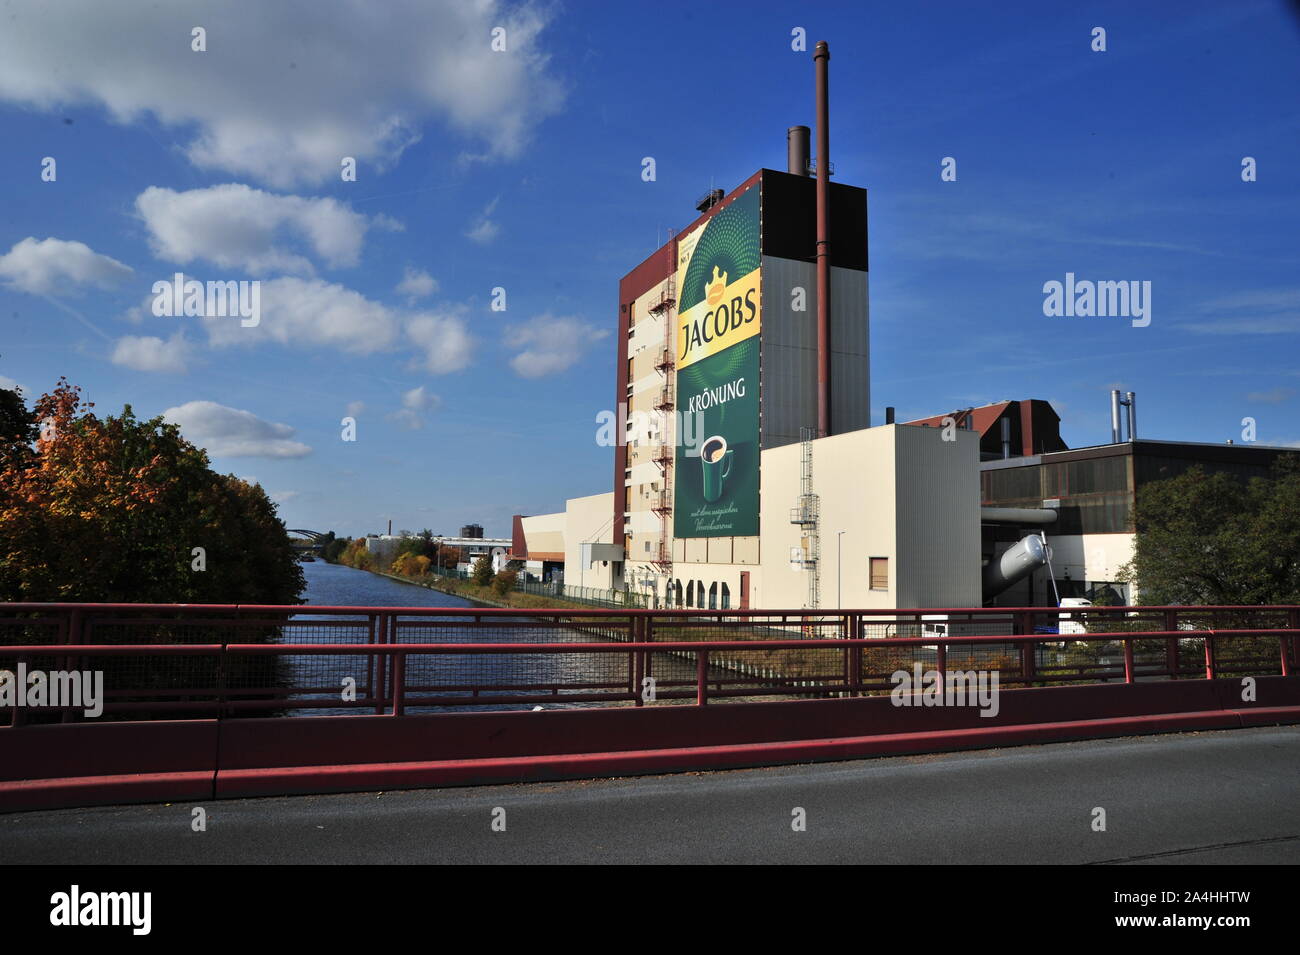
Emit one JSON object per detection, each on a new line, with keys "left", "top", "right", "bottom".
{"left": 1123, "top": 455, "right": 1300, "bottom": 605}
{"left": 321, "top": 535, "right": 349, "bottom": 563}
{"left": 493, "top": 568, "right": 518, "bottom": 596}
{"left": 471, "top": 554, "right": 493, "bottom": 586}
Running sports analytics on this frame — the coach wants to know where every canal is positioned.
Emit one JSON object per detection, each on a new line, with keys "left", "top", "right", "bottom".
{"left": 285, "top": 560, "right": 708, "bottom": 714}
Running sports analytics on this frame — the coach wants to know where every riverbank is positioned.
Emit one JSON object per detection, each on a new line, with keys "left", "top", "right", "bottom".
{"left": 366, "top": 567, "right": 619, "bottom": 612}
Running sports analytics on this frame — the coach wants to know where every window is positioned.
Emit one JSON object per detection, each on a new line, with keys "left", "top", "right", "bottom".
{"left": 708, "top": 582, "right": 718, "bottom": 609}
{"left": 870, "top": 557, "right": 888, "bottom": 591}
{"left": 644, "top": 540, "right": 650, "bottom": 553}
{"left": 686, "top": 580, "right": 694, "bottom": 607}
{"left": 720, "top": 582, "right": 731, "bottom": 610}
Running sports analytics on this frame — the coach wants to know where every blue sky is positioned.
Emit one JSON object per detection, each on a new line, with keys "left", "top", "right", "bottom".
{"left": 1, "top": 0, "right": 1298, "bottom": 538}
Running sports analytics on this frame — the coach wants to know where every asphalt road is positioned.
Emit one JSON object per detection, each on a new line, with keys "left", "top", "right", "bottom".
{"left": 6, "top": 726, "right": 1299, "bottom": 864}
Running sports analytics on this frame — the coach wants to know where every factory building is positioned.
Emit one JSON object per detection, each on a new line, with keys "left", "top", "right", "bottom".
{"left": 506, "top": 44, "right": 1297, "bottom": 612}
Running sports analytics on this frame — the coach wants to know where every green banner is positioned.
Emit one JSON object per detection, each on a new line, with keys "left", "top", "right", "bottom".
{"left": 673, "top": 336, "right": 759, "bottom": 538}
{"left": 672, "top": 185, "right": 761, "bottom": 539}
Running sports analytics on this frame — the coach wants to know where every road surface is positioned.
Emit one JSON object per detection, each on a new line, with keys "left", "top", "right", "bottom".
{"left": 5, "top": 725, "right": 1298, "bottom": 864}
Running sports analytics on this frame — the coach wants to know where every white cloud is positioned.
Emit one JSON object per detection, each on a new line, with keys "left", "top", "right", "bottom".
{"left": 110, "top": 332, "right": 192, "bottom": 373}
{"left": 388, "top": 385, "right": 442, "bottom": 429}
{"left": 0, "top": 375, "right": 28, "bottom": 394}
{"left": 0, "top": 1, "right": 565, "bottom": 187}
{"left": 407, "top": 310, "right": 474, "bottom": 374}
{"left": 203, "top": 276, "right": 401, "bottom": 352}
{"left": 1184, "top": 287, "right": 1300, "bottom": 335}
{"left": 465, "top": 197, "right": 501, "bottom": 245}
{"left": 396, "top": 266, "right": 438, "bottom": 301}
{"left": 345, "top": 401, "right": 366, "bottom": 417}
{"left": 1246, "top": 387, "right": 1295, "bottom": 404}
{"left": 270, "top": 489, "right": 300, "bottom": 504}
{"left": 506, "top": 314, "right": 608, "bottom": 378}
{"left": 0, "top": 237, "right": 132, "bottom": 295}
{"left": 196, "top": 275, "right": 475, "bottom": 372}
{"left": 136, "top": 184, "right": 381, "bottom": 274}
{"left": 163, "top": 400, "right": 311, "bottom": 458}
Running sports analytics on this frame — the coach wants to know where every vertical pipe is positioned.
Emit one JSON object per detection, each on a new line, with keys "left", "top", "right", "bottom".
{"left": 1110, "top": 390, "right": 1121, "bottom": 443}
{"left": 814, "top": 40, "right": 831, "bottom": 438}
{"left": 1126, "top": 391, "right": 1136, "bottom": 441}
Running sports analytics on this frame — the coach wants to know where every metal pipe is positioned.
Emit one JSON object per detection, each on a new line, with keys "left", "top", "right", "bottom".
{"left": 814, "top": 40, "right": 831, "bottom": 438}
{"left": 787, "top": 125, "right": 810, "bottom": 176}
{"left": 1126, "top": 391, "right": 1136, "bottom": 441}
{"left": 1110, "top": 390, "right": 1122, "bottom": 443}
{"left": 885, "top": 406, "right": 895, "bottom": 425}
{"left": 980, "top": 507, "right": 1058, "bottom": 525}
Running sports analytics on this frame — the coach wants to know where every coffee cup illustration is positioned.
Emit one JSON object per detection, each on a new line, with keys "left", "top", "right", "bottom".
{"left": 700, "top": 434, "right": 733, "bottom": 502}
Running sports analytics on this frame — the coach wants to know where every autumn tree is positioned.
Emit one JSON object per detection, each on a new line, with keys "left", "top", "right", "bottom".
{"left": 0, "top": 380, "right": 304, "bottom": 604}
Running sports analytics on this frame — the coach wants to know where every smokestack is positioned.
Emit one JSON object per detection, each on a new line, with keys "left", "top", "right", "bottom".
{"left": 787, "top": 125, "right": 810, "bottom": 176}
{"left": 1126, "top": 391, "right": 1136, "bottom": 442}
{"left": 1001, "top": 416, "right": 1012, "bottom": 459}
{"left": 814, "top": 41, "right": 831, "bottom": 438}
{"left": 885, "top": 406, "right": 895, "bottom": 425}
{"left": 1110, "top": 390, "right": 1122, "bottom": 443}
{"left": 387, "top": 519, "right": 392, "bottom": 536}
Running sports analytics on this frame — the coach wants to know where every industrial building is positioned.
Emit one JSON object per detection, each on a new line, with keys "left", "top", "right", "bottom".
{"left": 506, "top": 44, "right": 1297, "bottom": 612}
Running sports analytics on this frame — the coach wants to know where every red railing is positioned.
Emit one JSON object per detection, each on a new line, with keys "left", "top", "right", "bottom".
{"left": 2, "top": 603, "right": 1297, "bottom": 722}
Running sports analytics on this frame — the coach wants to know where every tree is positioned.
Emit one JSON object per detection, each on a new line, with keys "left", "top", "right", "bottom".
{"left": 1122, "top": 456, "right": 1300, "bottom": 605}
{"left": 493, "top": 568, "right": 518, "bottom": 596}
{"left": 0, "top": 386, "right": 37, "bottom": 470}
{"left": 0, "top": 379, "right": 304, "bottom": 604}
{"left": 471, "top": 555, "right": 493, "bottom": 586}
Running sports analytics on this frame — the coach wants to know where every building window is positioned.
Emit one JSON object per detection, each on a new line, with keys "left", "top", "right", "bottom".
{"left": 674, "top": 579, "right": 683, "bottom": 607}
{"left": 708, "top": 581, "right": 718, "bottom": 609}
{"left": 686, "top": 580, "right": 694, "bottom": 607}
{"left": 720, "top": 582, "right": 731, "bottom": 609}
{"left": 870, "top": 557, "right": 888, "bottom": 591}
{"left": 644, "top": 540, "right": 650, "bottom": 553}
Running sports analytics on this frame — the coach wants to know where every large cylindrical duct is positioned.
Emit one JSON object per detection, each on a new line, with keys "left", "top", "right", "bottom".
{"left": 787, "top": 125, "right": 810, "bottom": 176}
{"left": 983, "top": 534, "right": 1050, "bottom": 599}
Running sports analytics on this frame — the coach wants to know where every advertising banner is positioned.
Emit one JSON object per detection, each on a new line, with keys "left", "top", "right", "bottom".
{"left": 673, "top": 186, "right": 760, "bottom": 538}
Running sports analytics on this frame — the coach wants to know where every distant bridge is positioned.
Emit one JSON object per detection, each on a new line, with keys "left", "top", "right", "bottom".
{"left": 286, "top": 529, "right": 329, "bottom": 551}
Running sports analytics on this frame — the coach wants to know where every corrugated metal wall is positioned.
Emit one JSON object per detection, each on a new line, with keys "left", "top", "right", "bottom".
{"left": 760, "top": 257, "right": 870, "bottom": 449}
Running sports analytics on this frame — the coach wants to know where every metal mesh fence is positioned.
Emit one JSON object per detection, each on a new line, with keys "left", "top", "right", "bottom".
{"left": 0, "top": 606, "right": 1294, "bottom": 721}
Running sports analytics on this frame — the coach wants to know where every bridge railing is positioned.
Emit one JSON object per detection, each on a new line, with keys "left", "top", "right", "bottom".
{"left": 1, "top": 601, "right": 1296, "bottom": 723}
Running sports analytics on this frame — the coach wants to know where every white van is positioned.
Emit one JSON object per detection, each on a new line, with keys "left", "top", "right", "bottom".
{"left": 1058, "top": 597, "right": 1092, "bottom": 635}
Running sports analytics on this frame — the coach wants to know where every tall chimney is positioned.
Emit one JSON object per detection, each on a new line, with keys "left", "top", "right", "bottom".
{"left": 787, "top": 125, "right": 810, "bottom": 176}
{"left": 1110, "top": 390, "right": 1122, "bottom": 443}
{"left": 885, "top": 406, "right": 895, "bottom": 425}
{"left": 1126, "top": 391, "right": 1136, "bottom": 442}
{"left": 814, "top": 41, "right": 831, "bottom": 438}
